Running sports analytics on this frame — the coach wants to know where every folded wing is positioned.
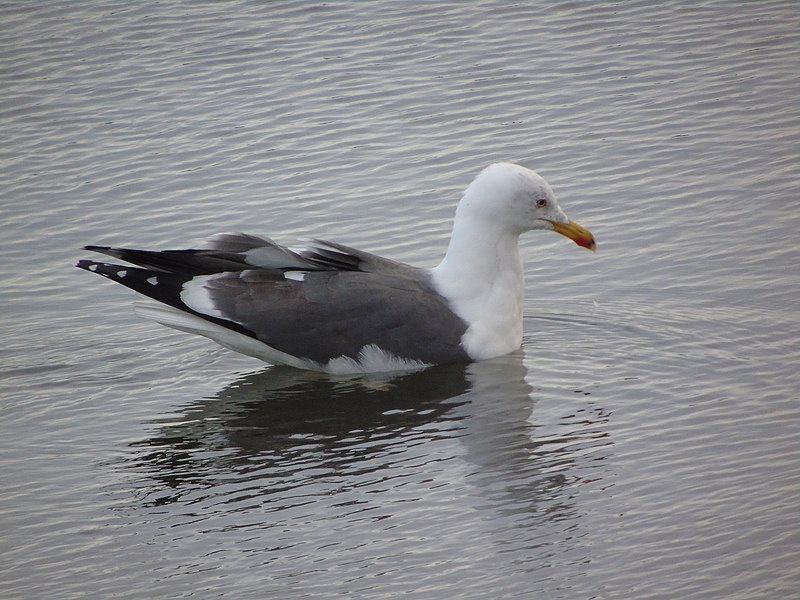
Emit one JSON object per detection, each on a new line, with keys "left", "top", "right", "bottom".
{"left": 77, "top": 234, "right": 469, "bottom": 369}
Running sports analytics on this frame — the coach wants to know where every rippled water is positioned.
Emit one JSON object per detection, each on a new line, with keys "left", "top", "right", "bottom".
{"left": 2, "top": 2, "right": 799, "bottom": 598}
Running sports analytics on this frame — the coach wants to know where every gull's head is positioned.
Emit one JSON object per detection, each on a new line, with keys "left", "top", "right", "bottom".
{"left": 458, "top": 162, "right": 596, "bottom": 251}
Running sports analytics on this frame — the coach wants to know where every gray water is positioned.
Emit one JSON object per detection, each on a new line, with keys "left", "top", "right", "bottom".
{"left": 2, "top": 2, "right": 799, "bottom": 598}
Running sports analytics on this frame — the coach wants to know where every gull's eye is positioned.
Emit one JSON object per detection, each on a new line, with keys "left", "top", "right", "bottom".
{"left": 535, "top": 198, "right": 548, "bottom": 209}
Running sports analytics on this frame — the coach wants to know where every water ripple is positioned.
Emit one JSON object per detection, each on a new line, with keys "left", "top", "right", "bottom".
{"left": 2, "top": 1, "right": 799, "bottom": 598}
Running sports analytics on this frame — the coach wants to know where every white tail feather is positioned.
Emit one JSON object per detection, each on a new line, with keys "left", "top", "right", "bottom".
{"left": 133, "top": 302, "right": 314, "bottom": 369}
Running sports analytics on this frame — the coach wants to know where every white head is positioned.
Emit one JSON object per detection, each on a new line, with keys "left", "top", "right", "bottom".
{"left": 457, "top": 162, "right": 595, "bottom": 250}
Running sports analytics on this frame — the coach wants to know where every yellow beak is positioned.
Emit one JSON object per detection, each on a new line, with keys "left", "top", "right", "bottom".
{"left": 549, "top": 219, "right": 596, "bottom": 252}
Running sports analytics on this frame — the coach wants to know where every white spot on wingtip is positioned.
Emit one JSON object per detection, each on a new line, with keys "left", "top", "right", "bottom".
{"left": 147, "top": 276, "right": 158, "bottom": 286}
{"left": 283, "top": 270, "right": 307, "bottom": 282}
{"left": 88, "top": 264, "right": 98, "bottom": 272}
{"left": 118, "top": 270, "right": 127, "bottom": 278}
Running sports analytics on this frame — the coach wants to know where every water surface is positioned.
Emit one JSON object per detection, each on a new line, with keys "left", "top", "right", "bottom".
{"left": 2, "top": 2, "right": 799, "bottom": 598}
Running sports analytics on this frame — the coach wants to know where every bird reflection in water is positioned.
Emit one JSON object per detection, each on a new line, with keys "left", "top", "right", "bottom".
{"left": 127, "top": 362, "right": 471, "bottom": 506}
{"left": 124, "top": 353, "right": 611, "bottom": 535}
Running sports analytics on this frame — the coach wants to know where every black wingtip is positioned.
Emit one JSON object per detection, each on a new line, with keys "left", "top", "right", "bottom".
{"left": 75, "top": 258, "right": 96, "bottom": 271}
{"left": 75, "top": 259, "right": 120, "bottom": 276}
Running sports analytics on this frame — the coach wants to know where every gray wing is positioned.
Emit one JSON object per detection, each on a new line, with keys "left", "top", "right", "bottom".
{"left": 300, "top": 239, "right": 422, "bottom": 277}
{"left": 205, "top": 233, "right": 311, "bottom": 270}
{"left": 84, "top": 234, "right": 408, "bottom": 276}
{"left": 80, "top": 233, "right": 469, "bottom": 365}
{"left": 194, "top": 268, "right": 469, "bottom": 365}
{"left": 208, "top": 233, "right": 421, "bottom": 276}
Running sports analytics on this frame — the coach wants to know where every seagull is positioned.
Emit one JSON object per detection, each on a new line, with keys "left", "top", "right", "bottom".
{"left": 77, "top": 163, "right": 595, "bottom": 373}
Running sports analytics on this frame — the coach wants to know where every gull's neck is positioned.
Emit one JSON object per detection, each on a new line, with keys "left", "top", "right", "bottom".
{"left": 431, "top": 212, "right": 524, "bottom": 361}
